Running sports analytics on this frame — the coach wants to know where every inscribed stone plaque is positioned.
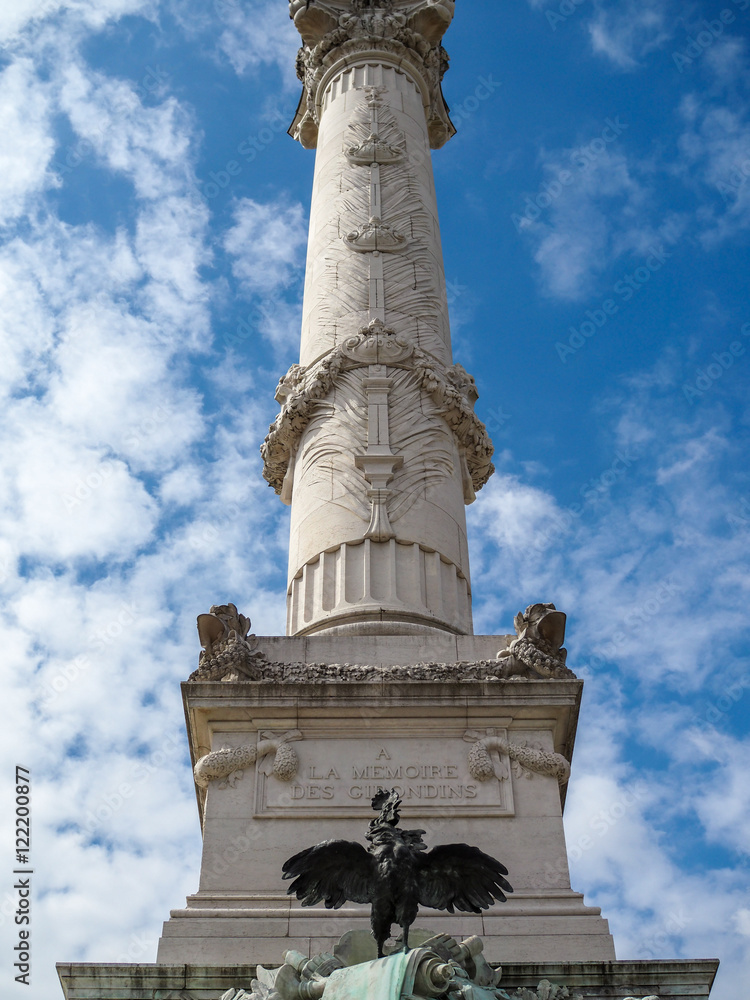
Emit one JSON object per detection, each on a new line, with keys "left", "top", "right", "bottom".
{"left": 253, "top": 732, "right": 514, "bottom": 818}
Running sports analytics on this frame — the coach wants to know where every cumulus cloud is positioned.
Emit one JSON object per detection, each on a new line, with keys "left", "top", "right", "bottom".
{"left": 214, "top": 0, "right": 300, "bottom": 84}
{"left": 0, "top": 59, "right": 57, "bottom": 222}
{"left": 2, "top": 1, "right": 749, "bottom": 998}
{"left": 223, "top": 196, "right": 307, "bottom": 351}
{"left": 224, "top": 198, "right": 307, "bottom": 295}
{"left": 0, "top": 6, "right": 294, "bottom": 992}
{"left": 0, "top": 0, "right": 154, "bottom": 46}
{"left": 468, "top": 352, "right": 750, "bottom": 993}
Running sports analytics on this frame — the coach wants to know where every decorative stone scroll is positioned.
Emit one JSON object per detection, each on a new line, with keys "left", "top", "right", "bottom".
{"left": 193, "top": 730, "right": 302, "bottom": 789}
{"left": 345, "top": 82, "right": 405, "bottom": 168}
{"left": 289, "top": 0, "right": 456, "bottom": 150}
{"left": 464, "top": 729, "right": 571, "bottom": 786}
{"left": 341, "top": 319, "right": 413, "bottom": 365}
{"left": 261, "top": 341, "right": 494, "bottom": 501}
{"left": 496, "top": 603, "right": 574, "bottom": 680}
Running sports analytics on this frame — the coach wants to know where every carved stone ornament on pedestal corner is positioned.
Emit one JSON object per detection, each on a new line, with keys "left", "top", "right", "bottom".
{"left": 191, "top": 603, "right": 266, "bottom": 681}
{"left": 496, "top": 603, "right": 575, "bottom": 680}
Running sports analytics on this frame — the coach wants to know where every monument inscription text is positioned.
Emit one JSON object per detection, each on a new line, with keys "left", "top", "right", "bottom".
{"left": 253, "top": 735, "right": 515, "bottom": 818}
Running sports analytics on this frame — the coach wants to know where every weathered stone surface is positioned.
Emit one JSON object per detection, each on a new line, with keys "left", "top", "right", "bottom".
{"left": 194, "top": 605, "right": 265, "bottom": 681}
{"left": 187, "top": 627, "right": 576, "bottom": 686}
{"left": 288, "top": 0, "right": 456, "bottom": 152}
{"left": 194, "top": 730, "right": 302, "bottom": 789}
{"left": 56, "top": 958, "right": 720, "bottom": 1000}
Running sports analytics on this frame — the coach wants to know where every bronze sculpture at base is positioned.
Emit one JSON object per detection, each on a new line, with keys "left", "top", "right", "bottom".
{"left": 283, "top": 789, "right": 513, "bottom": 957}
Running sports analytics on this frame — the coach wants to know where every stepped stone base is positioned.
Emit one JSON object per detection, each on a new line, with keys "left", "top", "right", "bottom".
{"left": 157, "top": 895, "right": 616, "bottom": 965}
{"left": 57, "top": 959, "right": 720, "bottom": 1000}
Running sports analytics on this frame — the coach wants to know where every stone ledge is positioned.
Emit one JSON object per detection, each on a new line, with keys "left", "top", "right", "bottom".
{"left": 57, "top": 959, "right": 719, "bottom": 1000}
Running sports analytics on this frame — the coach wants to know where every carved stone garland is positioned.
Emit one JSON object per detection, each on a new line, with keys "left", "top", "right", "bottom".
{"left": 261, "top": 334, "right": 494, "bottom": 503}
{"left": 194, "top": 730, "right": 302, "bottom": 789}
{"left": 464, "top": 729, "right": 571, "bottom": 786}
{"left": 189, "top": 655, "right": 578, "bottom": 685}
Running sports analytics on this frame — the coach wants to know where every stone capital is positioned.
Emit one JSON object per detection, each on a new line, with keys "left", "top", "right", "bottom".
{"left": 288, "top": 0, "right": 456, "bottom": 149}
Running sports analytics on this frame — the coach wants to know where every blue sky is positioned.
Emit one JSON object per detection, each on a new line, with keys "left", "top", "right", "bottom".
{"left": 0, "top": 0, "right": 748, "bottom": 996}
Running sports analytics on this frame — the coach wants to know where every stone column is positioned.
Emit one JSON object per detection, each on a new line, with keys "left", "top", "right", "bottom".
{"left": 262, "top": 0, "right": 494, "bottom": 637}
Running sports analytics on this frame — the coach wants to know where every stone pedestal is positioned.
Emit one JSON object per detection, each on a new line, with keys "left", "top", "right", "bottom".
{"left": 156, "top": 633, "right": 615, "bottom": 966}
{"left": 57, "top": 958, "right": 720, "bottom": 1000}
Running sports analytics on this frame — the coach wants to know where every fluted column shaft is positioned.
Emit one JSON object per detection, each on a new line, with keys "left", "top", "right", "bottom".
{"left": 261, "top": 0, "right": 494, "bottom": 636}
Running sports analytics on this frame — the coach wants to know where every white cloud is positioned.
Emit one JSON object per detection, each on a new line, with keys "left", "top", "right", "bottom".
{"left": 0, "top": 58, "right": 56, "bottom": 222}
{"left": 471, "top": 348, "right": 750, "bottom": 685}
{"left": 224, "top": 197, "right": 307, "bottom": 295}
{"left": 0, "top": 0, "right": 155, "bottom": 46}
{"left": 514, "top": 141, "right": 656, "bottom": 300}
{"left": 587, "top": 0, "right": 675, "bottom": 70}
{"left": 0, "top": 19, "right": 291, "bottom": 989}
{"left": 57, "top": 60, "right": 194, "bottom": 199}
{"left": 1, "top": 1, "right": 748, "bottom": 997}
{"left": 222, "top": 196, "right": 307, "bottom": 351}
{"left": 214, "top": 0, "right": 300, "bottom": 84}
{"left": 467, "top": 356, "right": 750, "bottom": 998}
{"left": 677, "top": 92, "right": 750, "bottom": 246}
{"left": 563, "top": 699, "right": 750, "bottom": 986}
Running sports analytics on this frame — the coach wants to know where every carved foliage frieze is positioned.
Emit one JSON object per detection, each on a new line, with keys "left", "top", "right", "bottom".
{"left": 189, "top": 655, "right": 577, "bottom": 685}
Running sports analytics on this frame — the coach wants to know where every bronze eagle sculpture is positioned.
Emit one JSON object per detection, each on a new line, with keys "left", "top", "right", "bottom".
{"left": 282, "top": 788, "right": 513, "bottom": 957}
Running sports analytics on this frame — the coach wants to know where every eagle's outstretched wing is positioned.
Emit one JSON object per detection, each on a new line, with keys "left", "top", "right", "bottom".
{"left": 416, "top": 844, "right": 513, "bottom": 913}
{"left": 282, "top": 839, "right": 376, "bottom": 908}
